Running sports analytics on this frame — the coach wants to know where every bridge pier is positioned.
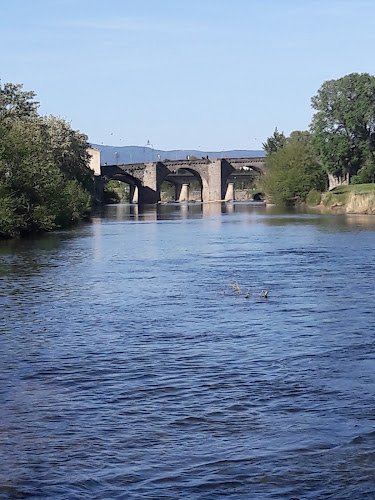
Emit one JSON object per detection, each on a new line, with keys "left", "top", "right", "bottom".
{"left": 130, "top": 185, "right": 139, "bottom": 203}
{"left": 100, "top": 157, "right": 264, "bottom": 205}
{"left": 200, "top": 159, "right": 235, "bottom": 202}
{"left": 225, "top": 182, "right": 235, "bottom": 202}
{"left": 178, "top": 183, "right": 190, "bottom": 202}
{"left": 92, "top": 175, "right": 105, "bottom": 204}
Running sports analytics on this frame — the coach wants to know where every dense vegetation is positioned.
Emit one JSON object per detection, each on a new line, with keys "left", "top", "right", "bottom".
{"left": 311, "top": 73, "right": 375, "bottom": 183}
{"left": 103, "top": 180, "right": 130, "bottom": 203}
{"left": 260, "top": 130, "right": 326, "bottom": 205}
{"left": 261, "top": 73, "right": 375, "bottom": 205}
{"left": 0, "top": 81, "right": 93, "bottom": 238}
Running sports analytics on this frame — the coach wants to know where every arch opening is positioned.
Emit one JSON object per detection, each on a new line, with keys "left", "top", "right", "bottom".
{"left": 105, "top": 173, "right": 142, "bottom": 204}
{"left": 162, "top": 168, "right": 204, "bottom": 202}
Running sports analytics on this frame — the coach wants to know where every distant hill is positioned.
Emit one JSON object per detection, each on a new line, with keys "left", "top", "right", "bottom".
{"left": 91, "top": 144, "right": 265, "bottom": 165}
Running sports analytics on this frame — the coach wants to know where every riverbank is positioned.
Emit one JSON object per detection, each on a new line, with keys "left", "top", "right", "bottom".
{"left": 309, "top": 184, "right": 375, "bottom": 214}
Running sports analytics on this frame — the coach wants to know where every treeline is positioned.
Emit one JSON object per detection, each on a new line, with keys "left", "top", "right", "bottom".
{"left": 259, "top": 73, "right": 375, "bottom": 205}
{"left": 0, "top": 81, "right": 93, "bottom": 238}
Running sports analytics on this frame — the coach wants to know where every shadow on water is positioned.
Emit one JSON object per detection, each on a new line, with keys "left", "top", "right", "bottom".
{"left": 0, "top": 223, "right": 92, "bottom": 278}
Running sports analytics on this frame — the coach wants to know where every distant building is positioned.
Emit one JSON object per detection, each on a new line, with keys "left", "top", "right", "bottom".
{"left": 88, "top": 146, "right": 101, "bottom": 176}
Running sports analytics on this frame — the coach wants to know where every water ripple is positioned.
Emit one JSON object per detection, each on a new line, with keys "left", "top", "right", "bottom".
{"left": 1, "top": 205, "right": 375, "bottom": 498}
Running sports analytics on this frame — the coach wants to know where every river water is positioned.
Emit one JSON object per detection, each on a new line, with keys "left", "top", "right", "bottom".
{"left": 1, "top": 202, "right": 375, "bottom": 499}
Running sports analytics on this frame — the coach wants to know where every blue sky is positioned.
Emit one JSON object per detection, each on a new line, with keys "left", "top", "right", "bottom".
{"left": 1, "top": 0, "right": 374, "bottom": 151}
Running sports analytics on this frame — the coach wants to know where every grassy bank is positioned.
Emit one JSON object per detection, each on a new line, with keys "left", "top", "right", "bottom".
{"left": 308, "top": 184, "right": 375, "bottom": 214}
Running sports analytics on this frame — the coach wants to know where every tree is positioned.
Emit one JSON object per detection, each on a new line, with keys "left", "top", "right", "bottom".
{"left": 0, "top": 81, "right": 39, "bottom": 121}
{"left": 0, "top": 117, "right": 91, "bottom": 236}
{"left": 41, "top": 115, "right": 92, "bottom": 187}
{"left": 262, "top": 127, "right": 286, "bottom": 155}
{"left": 310, "top": 73, "right": 375, "bottom": 180}
{"left": 351, "top": 153, "right": 375, "bottom": 184}
{"left": 0, "top": 81, "right": 92, "bottom": 237}
{"left": 259, "top": 131, "right": 326, "bottom": 206}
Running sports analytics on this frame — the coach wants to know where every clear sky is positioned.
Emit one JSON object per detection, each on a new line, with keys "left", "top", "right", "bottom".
{"left": 1, "top": 0, "right": 374, "bottom": 151}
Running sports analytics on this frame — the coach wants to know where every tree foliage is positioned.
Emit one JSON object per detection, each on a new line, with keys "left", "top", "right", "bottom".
{"left": 0, "top": 82, "right": 92, "bottom": 238}
{"left": 262, "top": 127, "right": 286, "bottom": 155}
{"left": 310, "top": 73, "right": 375, "bottom": 179}
{"left": 41, "top": 115, "right": 92, "bottom": 188}
{"left": 351, "top": 153, "right": 375, "bottom": 184}
{"left": 0, "top": 81, "right": 39, "bottom": 121}
{"left": 259, "top": 131, "right": 326, "bottom": 206}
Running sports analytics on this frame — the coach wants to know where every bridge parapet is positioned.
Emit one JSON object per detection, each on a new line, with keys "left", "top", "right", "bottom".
{"left": 224, "top": 157, "right": 265, "bottom": 170}
{"left": 101, "top": 157, "right": 265, "bottom": 176}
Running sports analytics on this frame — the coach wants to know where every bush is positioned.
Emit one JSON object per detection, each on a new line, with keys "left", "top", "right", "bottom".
{"left": 103, "top": 180, "right": 129, "bottom": 203}
{"left": 259, "top": 131, "right": 327, "bottom": 206}
{"left": 321, "top": 190, "right": 348, "bottom": 207}
{"left": 306, "top": 189, "right": 322, "bottom": 206}
{"left": 54, "top": 180, "right": 91, "bottom": 228}
{"left": 0, "top": 192, "right": 20, "bottom": 237}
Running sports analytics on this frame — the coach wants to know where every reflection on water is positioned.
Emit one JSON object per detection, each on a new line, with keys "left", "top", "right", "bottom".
{"left": 1, "top": 202, "right": 375, "bottom": 499}
{"left": 94, "top": 201, "right": 269, "bottom": 222}
{"left": 94, "top": 202, "right": 375, "bottom": 232}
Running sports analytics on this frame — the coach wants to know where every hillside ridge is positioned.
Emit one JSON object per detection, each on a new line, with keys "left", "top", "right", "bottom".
{"left": 92, "top": 144, "right": 265, "bottom": 165}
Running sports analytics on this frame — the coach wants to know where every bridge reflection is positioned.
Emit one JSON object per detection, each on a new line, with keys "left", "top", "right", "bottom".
{"left": 94, "top": 201, "right": 270, "bottom": 222}
{"left": 90, "top": 203, "right": 375, "bottom": 233}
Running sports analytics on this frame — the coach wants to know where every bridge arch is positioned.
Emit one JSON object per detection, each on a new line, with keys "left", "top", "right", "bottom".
{"left": 162, "top": 167, "right": 206, "bottom": 202}
{"left": 253, "top": 192, "right": 265, "bottom": 201}
{"left": 107, "top": 172, "right": 142, "bottom": 203}
{"left": 100, "top": 157, "right": 265, "bottom": 204}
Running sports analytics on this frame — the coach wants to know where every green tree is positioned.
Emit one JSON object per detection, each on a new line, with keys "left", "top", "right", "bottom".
{"left": 41, "top": 115, "right": 92, "bottom": 187}
{"left": 262, "top": 127, "right": 286, "bottom": 155}
{"left": 259, "top": 131, "right": 326, "bottom": 206}
{"left": 0, "top": 82, "right": 92, "bottom": 237}
{"left": 0, "top": 81, "right": 39, "bottom": 121}
{"left": 351, "top": 153, "right": 375, "bottom": 184}
{"left": 0, "top": 118, "right": 90, "bottom": 236}
{"left": 310, "top": 73, "right": 375, "bottom": 180}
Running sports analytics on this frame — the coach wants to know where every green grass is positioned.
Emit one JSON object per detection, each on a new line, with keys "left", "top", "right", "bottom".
{"left": 321, "top": 183, "right": 375, "bottom": 208}
{"left": 330, "top": 184, "right": 375, "bottom": 195}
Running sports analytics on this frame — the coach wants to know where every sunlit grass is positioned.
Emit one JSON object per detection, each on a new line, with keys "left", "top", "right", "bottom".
{"left": 321, "top": 183, "right": 375, "bottom": 211}
{"left": 331, "top": 184, "right": 375, "bottom": 195}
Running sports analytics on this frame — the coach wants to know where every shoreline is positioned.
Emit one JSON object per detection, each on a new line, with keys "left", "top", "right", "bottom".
{"left": 308, "top": 186, "right": 375, "bottom": 215}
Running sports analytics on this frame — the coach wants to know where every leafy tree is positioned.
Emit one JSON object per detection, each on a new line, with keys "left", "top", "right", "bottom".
{"left": 0, "top": 82, "right": 92, "bottom": 237}
{"left": 351, "top": 153, "right": 375, "bottom": 184}
{"left": 0, "top": 81, "right": 39, "bottom": 121}
{"left": 262, "top": 127, "right": 286, "bottom": 155}
{"left": 259, "top": 131, "right": 326, "bottom": 206}
{"left": 310, "top": 73, "right": 375, "bottom": 179}
{"left": 288, "top": 130, "right": 311, "bottom": 146}
{"left": 41, "top": 115, "right": 92, "bottom": 188}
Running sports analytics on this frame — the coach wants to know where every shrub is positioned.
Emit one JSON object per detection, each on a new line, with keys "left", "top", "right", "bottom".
{"left": 306, "top": 189, "right": 322, "bottom": 206}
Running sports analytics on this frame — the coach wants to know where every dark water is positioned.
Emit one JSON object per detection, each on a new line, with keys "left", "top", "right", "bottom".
{"left": 1, "top": 202, "right": 375, "bottom": 499}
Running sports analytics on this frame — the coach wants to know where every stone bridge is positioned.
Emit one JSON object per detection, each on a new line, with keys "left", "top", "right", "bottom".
{"left": 100, "top": 157, "right": 265, "bottom": 204}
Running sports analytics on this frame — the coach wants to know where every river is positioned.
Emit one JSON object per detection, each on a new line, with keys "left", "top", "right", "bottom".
{"left": 1, "top": 202, "right": 375, "bottom": 499}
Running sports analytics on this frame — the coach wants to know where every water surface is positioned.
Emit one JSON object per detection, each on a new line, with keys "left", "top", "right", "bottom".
{"left": 1, "top": 202, "right": 375, "bottom": 499}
